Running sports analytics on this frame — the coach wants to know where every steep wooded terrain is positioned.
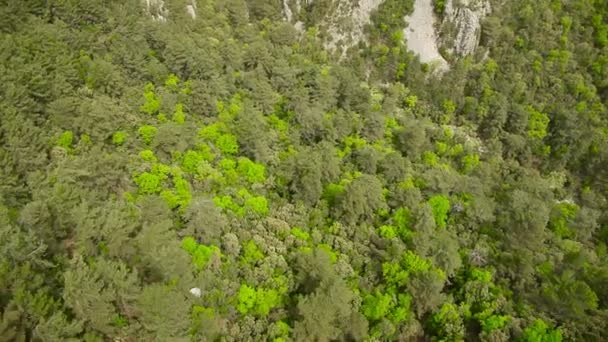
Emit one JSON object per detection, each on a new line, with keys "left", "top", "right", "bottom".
{"left": 2, "top": 0, "right": 608, "bottom": 341}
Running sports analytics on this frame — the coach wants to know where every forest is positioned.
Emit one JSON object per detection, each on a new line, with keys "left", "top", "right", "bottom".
{"left": 1, "top": 0, "right": 608, "bottom": 341}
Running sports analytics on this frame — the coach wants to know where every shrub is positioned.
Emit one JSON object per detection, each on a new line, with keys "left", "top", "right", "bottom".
{"left": 138, "top": 125, "right": 157, "bottom": 144}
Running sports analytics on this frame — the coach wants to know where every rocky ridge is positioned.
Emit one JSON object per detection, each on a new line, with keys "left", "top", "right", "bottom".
{"left": 441, "top": 0, "right": 491, "bottom": 58}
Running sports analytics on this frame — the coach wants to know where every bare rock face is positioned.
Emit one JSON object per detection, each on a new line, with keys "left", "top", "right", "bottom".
{"left": 404, "top": 0, "right": 449, "bottom": 72}
{"left": 280, "top": 0, "right": 491, "bottom": 65}
{"left": 186, "top": 0, "right": 197, "bottom": 20}
{"left": 282, "top": 0, "right": 297, "bottom": 22}
{"left": 323, "top": 0, "right": 383, "bottom": 54}
{"left": 143, "top": 0, "right": 169, "bottom": 22}
{"left": 281, "top": 0, "right": 383, "bottom": 56}
{"left": 442, "top": 0, "right": 491, "bottom": 57}
{"left": 143, "top": 0, "right": 198, "bottom": 22}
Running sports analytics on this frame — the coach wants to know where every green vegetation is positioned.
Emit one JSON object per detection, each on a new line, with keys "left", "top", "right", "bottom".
{"left": 182, "top": 237, "right": 221, "bottom": 270}
{"left": 111, "top": 131, "right": 127, "bottom": 146}
{"left": 57, "top": 130, "right": 74, "bottom": 149}
{"left": 237, "top": 284, "right": 281, "bottom": 316}
{"left": 2, "top": 0, "right": 608, "bottom": 340}
{"left": 428, "top": 195, "right": 450, "bottom": 228}
{"left": 137, "top": 125, "right": 157, "bottom": 144}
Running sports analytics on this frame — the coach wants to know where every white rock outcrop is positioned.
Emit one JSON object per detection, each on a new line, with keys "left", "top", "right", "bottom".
{"left": 189, "top": 287, "right": 202, "bottom": 297}
{"left": 281, "top": 0, "right": 383, "bottom": 56}
{"left": 186, "top": 0, "right": 197, "bottom": 20}
{"left": 404, "top": 0, "right": 449, "bottom": 71}
{"left": 144, "top": 0, "right": 169, "bottom": 22}
{"left": 323, "top": 0, "right": 383, "bottom": 54}
{"left": 442, "top": 0, "right": 491, "bottom": 57}
{"left": 283, "top": 0, "right": 295, "bottom": 22}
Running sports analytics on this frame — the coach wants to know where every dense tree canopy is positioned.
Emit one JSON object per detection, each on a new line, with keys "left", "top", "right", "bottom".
{"left": 1, "top": 0, "right": 608, "bottom": 341}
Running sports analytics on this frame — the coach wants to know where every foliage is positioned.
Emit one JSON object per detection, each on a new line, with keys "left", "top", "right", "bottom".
{"left": 138, "top": 125, "right": 158, "bottom": 144}
{"left": 57, "top": 130, "right": 73, "bottom": 149}
{"left": 141, "top": 83, "right": 161, "bottom": 115}
{"left": 181, "top": 237, "right": 221, "bottom": 270}
{"left": 362, "top": 291, "right": 411, "bottom": 323}
{"left": 460, "top": 154, "right": 480, "bottom": 174}
{"left": 393, "top": 207, "right": 413, "bottom": 240}
{"left": 112, "top": 131, "right": 127, "bottom": 146}
{"left": 244, "top": 196, "right": 269, "bottom": 216}
{"left": 2, "top": 1, "right": 608, "bottom": 340}
{"left": 526, "top": 106, "right": 550, "bottom": 140}
{"left": 173, "top": 104, "right": 185, "bottom": 124}
{"left": 428, "top": 195, "right": 450, "bottom": 229}
{"left": 548, "top": 202, "right": 579, "bottom": 238}
{"left": 291, "top": 227, "right": 311, "bottom": 241}
{"left": 522, "top": 319, "right": 563, "bottom": 342}
{"left": 139, "top": 149, "right": 157, "bottom": 162}
{"left": 241, "top": 240, "right": 264, "bottom": 264}
{"left": 216, "top": 134, "right": 239, "bottom": 155}
{"left": 134, "top": 172, "right": 162, "bottom": 194}
{"left": 431, "top": 302, "right": 465, "bottom": 341}
{"left": 237, "top": 284, "right": 281, "bottom": 316}
{"left": 237, "top": 157, "right": 266, "bottom": 183}
{"left": 433, "top": 0, "right": 446, "bottom": 15}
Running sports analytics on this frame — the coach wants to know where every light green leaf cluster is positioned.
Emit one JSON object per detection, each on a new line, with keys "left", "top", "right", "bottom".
{"left": 241, "top": 240, "right": 264, "bottom": 264}
{"left": 181, "top": 237, "right": 221, "bottom": 270}
{"left": 181, "top": 148, "right": 214, "bottom": 173}
{"left": 393, "top": 207, "right": 412, "bottom": 241}
{"left": 160, "top": 176, "right": 191, "bottom": 210}
{"left": 527, "top": 106, "right": 550, "bottom": 140}
{"left": 198, "top": 121, "right": 239, "bottom": 155}
{"left": 215, "top": 134, "right": 239, "bottom": 155}
{"left": 428, "top": 195, "right": 450, "bottom": 229}
{"left": 237, "top": 157, "right": 266, "bottom": 183}
{"left": 431, "top": 302, "right": 465, "bottom": 341}
{"left": 522, "top": 319, "right": 562, "bottom": 342}
{"left": 213, "top": 195, "right": 242, "bottom": 216}
{"left": 139, "top": 150, "right": 157, "bottom": 162}
{"left": 112, "top": 131, "right": 127, "bottom": 146}
{"left": 378, "top": 225, "right": 397, "bottom": 239}
{"left": 164, "top": 74, "right": 179, "bottom": 89}
{"left": 237, "top": 284, "right": 281, "bottom": 316}
{"left": 137, "top": 125, "right": 157, "bottom": 144}
{"left": 216, "top": 95, "right": 242, "bottom": 123}
{"left": 140, "top": 83, "right": 161, "bottom": 115}
{"left": 460, "top": 154, "right": 480, "bottom": 174}
{"left": 549, "top": 202, "right": 579, "bottom": 238}
{"left": 290, "top": 227, "right": 310, "bottom": 241}
{"left": 173, "top": 104, "right": 185, "bottom": 124}
{"left": 383, "top": 251, "right": 443, "bottom": 290}
{"left": 339, "top": 135, "right": 367, "bottom": 157}
{"left": 134, "top": 172, "right": 162, "bottom": 194}
{"left": 244, "top": 196, "right": 269, "bottom": 216}
{"left": 57, "top": 130, "right": 74, "bottom": 149}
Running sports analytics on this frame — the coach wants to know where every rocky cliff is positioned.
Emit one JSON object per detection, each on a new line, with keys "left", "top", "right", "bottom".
{"left": 281, "top": 0, "right": 383, "bottom": 56}
{"left": 440, "top": 0, "right": 491, "bottom": 58}
{"left": 404, "top": 0, "right": 449, "bottom": 71}
{"left": 142, "top": 0, "right": 491, "bottom": 66}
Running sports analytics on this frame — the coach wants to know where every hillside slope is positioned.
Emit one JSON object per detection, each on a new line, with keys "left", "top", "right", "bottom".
{"left": 1, "top": 0, "right": 608, "bottom": 340}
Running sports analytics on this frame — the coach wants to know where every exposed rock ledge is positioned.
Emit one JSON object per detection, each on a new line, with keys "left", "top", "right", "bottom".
{"left": 404, "top": 0, "right": 449, "bottom": 72}
{"left": 441, "top": 0, "right": 491, "bottom": 58}
{"left": 404, "top": 0, "right": 491, "bottom": 72}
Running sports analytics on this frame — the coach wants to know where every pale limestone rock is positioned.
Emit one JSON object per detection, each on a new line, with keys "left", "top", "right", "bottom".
{"left": 404, "top": 0, "right": 449, "bottom": 72}
{"left": 189, "top": 287, "right": 202, "bottom": 297}
{"left": 281, "top": 0, "right": 383, "bottom": 56}
{"left": 443, "top": 0, "right": 491, "bottom": 57}
{"left": 186, "top": 0, "right": 197, "bottom": 20}
{"left": 328, "top": 0, "right": 383, "bottom": 55}
{"left": 143, "top": 0, "right": 169, "bottom": 22}
{"left": 283, "top": 0, "right": 294, "bottom": 22}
